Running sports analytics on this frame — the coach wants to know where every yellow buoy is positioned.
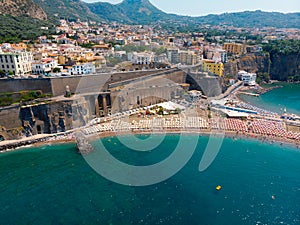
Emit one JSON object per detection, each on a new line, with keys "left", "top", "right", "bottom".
{"left": 216, "top": 185, "right": 222, "bottom": 191}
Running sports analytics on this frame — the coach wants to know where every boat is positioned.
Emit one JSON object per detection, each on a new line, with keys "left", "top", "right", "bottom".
{"left": 216, "top": 185, "right": 222, "bottom": 191}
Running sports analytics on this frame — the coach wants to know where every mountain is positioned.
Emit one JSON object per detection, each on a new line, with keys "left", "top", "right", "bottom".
{"left": 32, "top": 0, "right": 101, "bottom": 22}
{"left": 0, "top": 0, "right": 47, "bottom": 20}
{"left": 1, "top": 0, "right": 300, "bottom": 44}
{"left": 197, "top": 10, "right": 300, "bottom": 29}
{"left": 0, "top": 0, "right": 53, "bottom": 43}
{"left": 87, "top": 1, "right": 300, "bottom": 28}
{"left": 87, "top": 0, "right": 171, "bottom": 24}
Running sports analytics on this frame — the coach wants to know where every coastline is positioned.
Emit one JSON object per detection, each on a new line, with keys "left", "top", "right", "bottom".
{"left": 1, "top": 82, "right": 299, "bottom": 153}
{"left": 1, "top": 127, "right": 298, "bottom": 154}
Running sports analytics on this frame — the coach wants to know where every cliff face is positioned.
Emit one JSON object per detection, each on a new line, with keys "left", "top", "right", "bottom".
{"left": 0, "top": 0, "right": 47, "bottom": 20}
{"left": 224, "top": 52, "right": 299, "bottom": 81}
{"left": 269, "top": 53, "right": 300, "bottom": 81}
{"left": 224, "top": 53, "right": 269, "bottom": 79}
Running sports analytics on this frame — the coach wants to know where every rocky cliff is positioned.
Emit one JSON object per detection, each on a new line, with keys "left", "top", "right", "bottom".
{"left": 269, "top": 53, "right": 300, "bottom": 81}
{"left": 0, "top": 0, "right": 47, "bottom": 20}
{"left": 224, "top": 53, "right": 269, "bottom": 79}
{"left": 224, "top": 52, "right": 299, "bottom": 81}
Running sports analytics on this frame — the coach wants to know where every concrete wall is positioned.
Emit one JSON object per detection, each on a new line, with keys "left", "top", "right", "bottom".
{"left": 186, "top": 73, "right": 223, "bottom": 97}
{"left": 0, "top": 68, "right": 188, "bottom": 139}
{"left": 0, "top": 78, "right": 52, "bottom": 93}
{"left": 50, "top": 70, "right": 166, "bottom": 96}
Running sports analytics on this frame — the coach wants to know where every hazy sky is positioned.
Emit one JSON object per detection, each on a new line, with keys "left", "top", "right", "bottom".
{"left": 83, "top": 0, "right": 300, "bottom": 16}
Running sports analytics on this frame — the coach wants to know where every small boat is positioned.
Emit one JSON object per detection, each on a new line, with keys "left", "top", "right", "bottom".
{"left": 216, "top": 185, "right": 222, "bottom": 191}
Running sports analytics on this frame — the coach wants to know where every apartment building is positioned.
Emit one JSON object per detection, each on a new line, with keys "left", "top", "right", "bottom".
{"left": 128, "top": 52, "right": 154, "bottom": 65}
{"left": 68, "top": 63, "right": 96, "bottom": 75}
{"left": 224, "top": 43, "right": 246, "bottom": 55}
{"left": 166, "top": 48, "right": 179, "bottom": 64}
{"left": 202, "top": 59, "right": 224, "bottom": 76}
{"left": 0, "top": 51, "right": 33, "bottom": 76}
{"left": 178, "top": 51, "right": 197, "bottom": 65}
{"left": 32, "top": 58, "right": 57, "bottom": 75}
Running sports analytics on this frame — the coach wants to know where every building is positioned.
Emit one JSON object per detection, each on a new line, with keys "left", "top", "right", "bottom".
{"left": 178, "top": 51, "right": 197, "bottom": 65}
{"left": 166, "top": 48, "right": 179, "bottom": 64}
{"left": 205, "top": 49, "right": 227, "bottom": 63}
{"left": 127, "top": 52, "right": 154, "bottom": 65}
{"left": 238, "top": 70, "right": 257, "bottom": 86}
{"left": 202, "top": 59, "right": 224, "bottom": 76}
{"left": 32, "top": 58, "right": 57, "bottom": 75}
{"left": 224, "top": 43, "right": 246, "bottom": 55}
{"left": 0, "top": 51, "right": 33, "bottom": 76}
{"left": 68, "top": 63, "right": 96, "bottom": 75}
{"left": 154, "top": 54, "right": 167, "bottom": 64}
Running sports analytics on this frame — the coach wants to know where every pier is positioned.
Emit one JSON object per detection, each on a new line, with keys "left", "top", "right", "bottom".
{"left": 238, "top": 91, "right": 259, "bottom": 97}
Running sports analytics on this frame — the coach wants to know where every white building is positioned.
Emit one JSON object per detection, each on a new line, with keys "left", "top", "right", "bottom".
{"left": 0, "top": 51, "right": 33, "bottom": 76}
{"left": 68, "top": 63, "right": 96, "bottom": 75}
{"left": 154, "top": 54, "right": 167, "bottom": 64}
{"left": 114, "top": 51, "right": 127, "bottom": 59}
{"left": 238, "top": 70, "right": 257, "bottom": 86}
{"left": 127, "top": 52, "right": 154, "bottom": 65}
{"left": 32, "top": 58, "right": 57, "bottom": 75}
{"left": 206, "top": 49, "right": 227, "bottom": 63}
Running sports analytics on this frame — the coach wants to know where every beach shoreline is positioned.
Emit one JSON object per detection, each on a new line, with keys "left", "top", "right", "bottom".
{"left": 1, "top": 82, "right": 299, "bottom": 153}
{"left": 1, "top": 126, "right": 298, "bottom": 154}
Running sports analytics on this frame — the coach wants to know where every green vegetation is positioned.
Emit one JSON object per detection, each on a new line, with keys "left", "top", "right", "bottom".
{"left": 256, "top": 72, "right": 271, "bottom": 84}
{"left": 0, "top": 70, "right": 6, "bottom": 78}
{"left": 79, "top": 43, "right": 95, "bottom": 49}
{"left": 263, "top": 39, "right": 300, "bottom": 55}
{"left": 263, "top": 40, "right": 300, "bottom": 81}
{"left": 288, "top": 75, "right": 300, "bottom": 82}
{"left": 88, "top": 0, "right": 170, "bottom": 24}
{"left": 119, "top": 45, "right": 147, "bottom": 53}
{"left": 153, "top": 47, "right": 167, "bottom": 55}
{"left": 52, "top": 67, "right": 61, "bottom": 73}
{"left": 0, "top": 95, "right": 14, "bottom": 107}
{"left": 0, "top": 90, "right": 52, "bottom": 107}
{"left": 118, "top": 45, "right": 166, "bottom": 55}
{"left": 197, "top": 11, "right": 300, "bottom": 29}
{"left": 105, "top": 56, "right": 123, "bottom": 67}
{"left": 0, "top": 15, "right": 54, "bottom": 43}
{"left": 88, "top": 1, "right": 300, "bottom": 28}
{"left": 33, "top": 0, "right": 101, "bottom": 22}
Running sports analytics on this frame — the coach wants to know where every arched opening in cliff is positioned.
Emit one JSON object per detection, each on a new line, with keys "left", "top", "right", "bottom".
{"left": 36, "top": 125, "right": 42, "bottom": 134}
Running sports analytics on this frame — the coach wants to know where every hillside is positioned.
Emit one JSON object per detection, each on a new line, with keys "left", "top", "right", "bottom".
{"left": 87, "top": 1, "right": 300, "bottom": 28}
{"left": 1, "top": 0, "right": 300, "bottom": 44}
{"left": 0, "top": 0, "right": 47, "bottom": 20}
{"left": 197, "top": 10, "right": 300, "bottom": 29}
{"left": 0, "top": 0, "right": 52, "bottom": 43}
{"left": 87, "top": 0, "right": 171, "bottom": 24}
{"left": 32, "top": 0, "right": 101, "bottom": 22}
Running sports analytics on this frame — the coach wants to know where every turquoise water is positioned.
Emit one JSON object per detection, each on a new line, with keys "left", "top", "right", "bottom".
{"left": 239, "top": 83, "right": 300, "bottom": 115}
{"left": 0, "top": 135, "right": 300, "bottom": 225}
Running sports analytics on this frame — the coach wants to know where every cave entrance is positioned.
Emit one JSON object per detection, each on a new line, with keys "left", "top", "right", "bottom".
{"left": 37, "top": 125, "right": 42, "bottom": 134}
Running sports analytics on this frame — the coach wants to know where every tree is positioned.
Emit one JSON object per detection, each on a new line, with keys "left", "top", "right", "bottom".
{"left": 8, "top": 71, "right": 14, "bottom": 76}
{"left": 0, "top": 70, "right": 5, "bottom": 77}
{"left": 52, "top": 67, "right": 61, "bottom": 73}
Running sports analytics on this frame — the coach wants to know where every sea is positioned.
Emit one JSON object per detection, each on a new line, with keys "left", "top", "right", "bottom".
{"left": 238, "top": 82, "right": 300, "bottom": 115}
{"left": 0, "top": 83, "right": 299, "bottom": 225}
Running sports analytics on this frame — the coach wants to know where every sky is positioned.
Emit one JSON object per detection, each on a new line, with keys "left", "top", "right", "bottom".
{"left": 83, "top": 0, "right": 300, "bottom": 16}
